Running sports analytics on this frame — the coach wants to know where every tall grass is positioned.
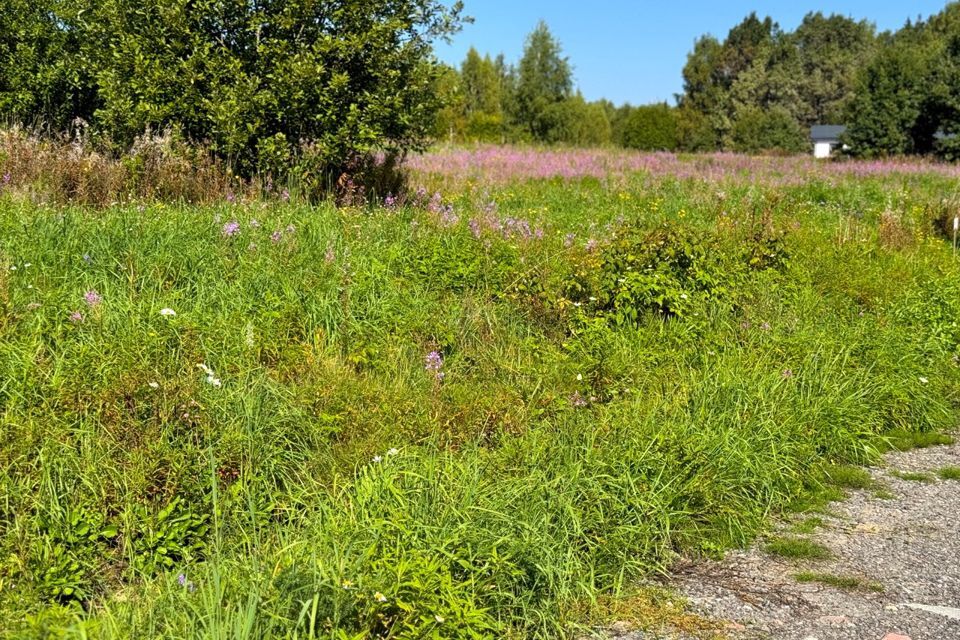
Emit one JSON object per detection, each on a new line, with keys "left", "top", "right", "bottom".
{"left": 1, "top": 164, "right": 958, "bottom": 638}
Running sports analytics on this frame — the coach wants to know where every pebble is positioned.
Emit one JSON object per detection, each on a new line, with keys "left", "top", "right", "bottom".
{"left": 881, "top": 634, "right": 911, "bottom": 640}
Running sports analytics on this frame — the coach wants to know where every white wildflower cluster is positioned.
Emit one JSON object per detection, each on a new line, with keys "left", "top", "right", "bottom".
{"left": 198, "top": 363, "right": 222, "bottom": 387}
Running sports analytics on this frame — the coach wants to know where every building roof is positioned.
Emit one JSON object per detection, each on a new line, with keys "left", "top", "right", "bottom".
{"left": 810, "top": 125, "right": 847, "bottom": 142}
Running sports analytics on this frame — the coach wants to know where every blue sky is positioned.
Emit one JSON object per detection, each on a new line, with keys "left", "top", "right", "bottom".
{"left": 435, "top": 1, "right": 950, "bottom": 106}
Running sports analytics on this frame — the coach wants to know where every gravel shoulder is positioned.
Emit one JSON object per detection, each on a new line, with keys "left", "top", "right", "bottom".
{"left": 599, "top": 440, "right": 960, "bottom": 640}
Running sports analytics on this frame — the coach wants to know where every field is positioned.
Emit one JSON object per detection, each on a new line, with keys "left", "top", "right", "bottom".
{"left": 2, "top": 147, "right": 960, "bottom": 638}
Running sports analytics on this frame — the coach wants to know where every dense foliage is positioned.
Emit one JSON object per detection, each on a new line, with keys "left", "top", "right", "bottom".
{"left": 2, "top": 151, "right": 960, "bottom": 636}
{"left": 0, "top": 0, "right": 464, "bottom": 178}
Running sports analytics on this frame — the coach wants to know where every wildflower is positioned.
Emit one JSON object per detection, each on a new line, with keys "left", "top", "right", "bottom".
{"left": 569, "top": 391, "right": 588, "bottom": 408}
{"left": 82, "top": 254, "right": 92, "bottom": 264}
{"left": 2, "top": 173, "right": 9, "bottom": 185}
{"left": 434, "top": 615, "right": 445, "bottom": 624}
{"left": 374, "top": 592, "right": 387, "bottom": 602}
{"left": 226, "top": 192, "right": 236, "bottom": 204}
{"left": 324, "top": 245, "right": 335, "bottom": 264}
{"left": 177, "top": 573, "right": 196, "bottom": 592}
{"left": 84, "top": 289, "right": 102, "bottom": 307}
{"left": 69, "top": 311, "right": 84, "bottom": 323}
{"left": 469, "top": 219, "right": 482, "bottom": 239}
{"left": 576, "top": 373, "right": 583, "bottom": 381}
{"left": 782, "top": 369, "right": 794, "bottom": 379}
{"left": 584, "top": 238, "right": 598, "bottom": 252}
{"left": 160, "top": 308, "right": 177, "bottom": 317}
{"left": 247, "top": 242, "right": 257, "bottom": 251}
{"left": 342, "top": 580, "right": 354, "bottom": 590}
{"left": 384, "top": 194, "right": 398, "bottom": 208}
{"left": 760, "top": 322, "right": 771, "bottom": 331}
{"left": 280, "top": 188, "right": 290, "bottom": 202}
{"left": 425, "top": 350, "right": 444, "bottom": 381}
{"left": 919, "top": 376, "right": 929, "bottom": 384}
{"left": 198, "top": 364, "right": 221, "bottom": 387}
{"left": 9, "top": 265, "right": 15, "bottom": 271}
{"left": 23, "top": 263, "right": 31, "bottom": 268}
{"left": 564, "top": 233, "right": 576, "bottom": 248}
{"left": 386, "top": 448, "right": 399, "bottom": 457}
{"left": 222, "top": 220, "right": 240, "bottom": 237}
{"left": 271, "top": 230, "right": 283, "bottom": 243}
{"left": 249, "top": 219, "right": 260, "bottom": 229}
{"left": 26, "top": 302, "right": 41, "bottom": 311}
{"left": 149, "top": 382, "right": 160, "bottom": 389}
{"left": 286, "top": 224, "right": 296, "bottom": 234}
{"left": 372, "top": 455, "right": 383, "bottom": 463}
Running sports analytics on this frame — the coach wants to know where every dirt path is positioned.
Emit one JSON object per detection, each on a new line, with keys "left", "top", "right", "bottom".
{"left": 661, "top": 441, "right": 960, "bottom": 640}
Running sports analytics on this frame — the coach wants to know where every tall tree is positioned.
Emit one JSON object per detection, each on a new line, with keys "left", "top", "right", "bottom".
{"left": 515, "top": 21, "right": 572, "bottom": 141}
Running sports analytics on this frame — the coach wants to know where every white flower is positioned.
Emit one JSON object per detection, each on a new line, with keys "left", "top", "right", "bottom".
{"left": 372, "top": 455, "right": 383, "bottom": 463}
{"left": 680, "top": 293, "right": 688, "bottom": 300}
{"left": 160, "top": 308, "right": 176, "bottom": 317}
{"left": 24, "top": 263, "right": 31, "bottom": 268}
{"left": 919, "top": 376, "right": 929, "bottom": 384}
{"left": 374, "top": 592, "right": 387, "bottom": 602}
{"left": 9, "top": 266, "right": 16, "bottom": 271}
{"left": 197, "top": 363, "right": 214, "bottom": 375}
{"left": 148, "top": 382, "right": 160, "bottom": 389}
{"left": 206, "top": 375, "right": 222, "bottom": 387}
{"left": 386, "top": 448, "right": 399, "bottom": 457}
{"left": 576, "top": 373, "right": 583, "bottom": 381}
{"left": 434, "top": 615, "right": 445, "bottom": 623}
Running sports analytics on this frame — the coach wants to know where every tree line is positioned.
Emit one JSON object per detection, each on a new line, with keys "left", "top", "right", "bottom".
{"left": 440, "top": 3, "right": 960, "bottom": 158}
{"left": 2, "top": 2, "right": 960, "bottom": 167}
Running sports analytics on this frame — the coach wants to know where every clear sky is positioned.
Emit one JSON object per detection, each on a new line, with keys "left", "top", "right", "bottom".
{"left": 434, "top": 1, "right": 950, "bottom": 106}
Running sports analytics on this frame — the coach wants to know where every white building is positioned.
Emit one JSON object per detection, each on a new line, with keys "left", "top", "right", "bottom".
{"left": 810, "top": 125, "right": 847, "bottom": 158}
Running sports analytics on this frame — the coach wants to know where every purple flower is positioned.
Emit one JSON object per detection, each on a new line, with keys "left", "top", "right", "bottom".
{"left": 569, "top": 391, "right": 588, "bottom": 408}
{"left": 271, "top": 230, "right": 283, "bottom": 243}
{"left": 84, "top": 289, "right": 102, "bottom": 307}
{"left": 324, "top": 245, "right": 336, "bottom": 264}
{"left": 280, "top": 188, "right": 290, "bottom": 202}
{"left": 1, "top": 173, "right": 9, "bottom": 185}
{"left": 469, "top": 219, "right": 482, "bottom": 239}
{"left": 782, "top": 368, "right": 794, "bottom": 379}
{"left": 226, "top": 192, "right": 236, "bottom": 204}
{"left": 425, "top": 350, "right": 444, "bottom": 381}
{"left": 285, "top": 224, "right": 296, "bottom": 234}
{"left": 584, "top": 238, "right": 598, "bottom": 252}
{"left": 564, "top": 233, "right": 576, "bottom": 248}
{"left": 177, "top": 573, "right": 187, "bottom": 586}
{"left": 385, "top": 194, "right": 398, "bottom": 208}
{"left": 69, "top": 311, "right": 84, "bottom": 323}
{"left": 222, "top": 221, "right": 240, "bottom": 237}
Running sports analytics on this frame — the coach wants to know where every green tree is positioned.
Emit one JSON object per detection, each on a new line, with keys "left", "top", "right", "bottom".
{"left": 621, "top": 103, "right": 678, "bottom": 151}
{"left": 729, "top": 105, "right": 806, "bottom": 153}
{"left": 75, "top": 0, "right": 464, "bottom": 177}
{"left": 515, "top": 21, "right": 572, "bottom": 142}
{"left": 0, "top": 0, "right": 97, "bottom": 131}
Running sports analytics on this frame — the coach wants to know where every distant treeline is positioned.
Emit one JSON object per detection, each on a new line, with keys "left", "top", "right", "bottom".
{"left": 440, "top": 3, "right": 960, "bottom": 158}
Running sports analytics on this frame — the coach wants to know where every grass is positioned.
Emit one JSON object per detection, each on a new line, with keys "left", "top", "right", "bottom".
{"left": 794, "top": 572, "right": 884, "bottom": 592}
{"left": 2, "top": 152, "right": 960, "bottom": 638}
{"left": 880, "top": 430, "right": 956, "bottom": 452}
{"left": 824, "top": 464, "right": 874, "bottom": 490}
{"left": 765, "top": 537, "right": 834, "bottom": 561}
{"left": 890, "top": 470, "right": 936, "bottom": 483}
{"left": 938, "top": 466, "right": 960, "bottom": 480}
{"left": 789, "top": 517, "right": 825, "bottom": 534}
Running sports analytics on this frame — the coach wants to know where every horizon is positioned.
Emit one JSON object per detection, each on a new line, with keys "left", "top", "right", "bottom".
{"left": 435, "top": 0, "right": 951, "bottom": 106}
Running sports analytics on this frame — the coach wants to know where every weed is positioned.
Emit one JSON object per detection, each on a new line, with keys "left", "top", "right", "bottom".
{"left": 937, "top": 466, "right": 960, "bottom": 480}
{"left": 890, "top": 470, "right": 936, "bottom": 483}
{"left": 823, "top": 464, "right": 874, "bottom": 490}
{"left": 765, "top": 537, "right": 834, "bottom": 560}
{"left": 794, "top": 572, "right": 884, "bottom": 592}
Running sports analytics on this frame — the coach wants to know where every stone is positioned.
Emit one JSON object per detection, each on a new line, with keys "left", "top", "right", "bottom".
{"left": 818, "top": 615, "right": 850, "bottom": 626}
{"left": 881, "top": 634, "right": 911, "bottom": 640}
{"left": 609, "top": 621, "right": 633, "bottom": 636}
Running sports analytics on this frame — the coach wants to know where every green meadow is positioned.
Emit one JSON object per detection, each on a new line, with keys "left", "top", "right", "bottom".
{"left": 2, "top": 166, "right": 959, "bottom": 638}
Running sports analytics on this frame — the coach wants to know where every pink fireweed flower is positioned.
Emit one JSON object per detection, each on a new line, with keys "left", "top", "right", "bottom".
{"left": 69, "top": 311, "right": 84, "bottom": 323}
{"left": 425, "top": 350, "right": 444, "bottom": 381}
{"left": 222, "top": 220, "right": 240, "bottom": 237}
{"left": 84, "top": 289, "right": 102, "bottom": 307}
